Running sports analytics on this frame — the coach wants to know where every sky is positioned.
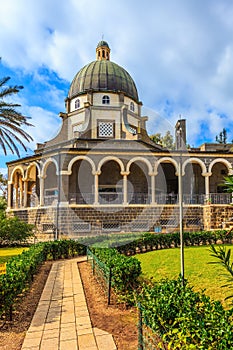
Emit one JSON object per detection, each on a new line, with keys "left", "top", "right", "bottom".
{"left": 1, "top": 0, "right": 233, "bottom": 173}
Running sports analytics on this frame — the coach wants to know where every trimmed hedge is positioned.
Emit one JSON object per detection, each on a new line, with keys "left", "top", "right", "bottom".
{"left": 116, "top": 230, "right": 232, "bottom": 255}
{"left": 90, "top": 247, "right": 141, "bottom": 294}
{"left": 0, "top": 239, "right": 85, "bottom": 320}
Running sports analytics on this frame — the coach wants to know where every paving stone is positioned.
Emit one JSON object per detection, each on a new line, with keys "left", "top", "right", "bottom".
{"left": 95, "top": 334, "right": 117, "bottom": 350}
{"left": 78, "top": 333, "right": 97, "bottom": 349}
{"left": 40, "top": 337, "right": 59, "bottom": 350}
{"left": 60, "top": 339, "right": 78, "bottom": 350}
{"left": 42, "top": 328, "right": 60, "bottom": 339}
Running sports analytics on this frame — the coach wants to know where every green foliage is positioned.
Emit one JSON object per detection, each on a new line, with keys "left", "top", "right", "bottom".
{"left": 0, "top": 215, "right": 34, "bottom": 246}
{"left": 116, "top": 230, "right": 231, "bottom": 256}
{"left": 216, "top": 128, "right": 228, "bottom": 144}
{"left": 221, "top": 175, "right": 233, "bottom": 193}
{"left": 0, "top": 66, "right": 34, "bottom": 156}
{"left": 0, "top": 239, "right": 85, "bottom": 320}
{"left": 0, "top": 197, "right": 7, "bottom": 211}
{"left": 43, "top": 239, "right": 86, "bottom": 260}
{"left": 150, "top": 131, "right": 175, "bottom": 150}
{"left": 138, "top": 277, "right": 233, "bottom": 349}
{"left": 0, "top": 243, "right": 45, "bottom": 319}
{"left": 209, "top": 245, "right": 233, "bottom": 301}
{"left": 90, "top": 247, "right": 141, "bottom": 294}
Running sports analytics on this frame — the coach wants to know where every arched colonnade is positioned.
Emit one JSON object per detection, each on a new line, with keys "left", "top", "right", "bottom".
{"left": 8, "top": 155, "right": 233, "bottom": 209}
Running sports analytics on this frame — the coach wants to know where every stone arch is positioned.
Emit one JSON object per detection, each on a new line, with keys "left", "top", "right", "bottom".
{"left": 67, "top": 156, "right": 96, "bottom": 175}
{"left": 97, "top": 156, "right": 125, "bottom": 174}
{"left": 155, "top": 157, "right": 179, "bottom": 203}
{"left": 68, "top": 157, "right": 95, "bottom": 205}
{"left": 155, "top": 157, "right": 179, "bottom": 175}
{"left": 126, "top": 157, "right": 153, "bottom": 174}
{"left": 25, "top": 162, "right": 41, "bottom": 180}
{"left": 182, "top": 158, "right": 207, "bottom": 175}
{"left": 41, "top": 158, "right": 59, "bottom": 177}
{"left": 10, "top": 166, "right": 24, "bottom": 183}
{"left": 208, "top": 158, "right": 233, "bottom": 175}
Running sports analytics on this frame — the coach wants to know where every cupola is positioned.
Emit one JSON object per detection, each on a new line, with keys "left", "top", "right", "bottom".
{"left": 96, "top": 40, "right": 111, "bottom": 60}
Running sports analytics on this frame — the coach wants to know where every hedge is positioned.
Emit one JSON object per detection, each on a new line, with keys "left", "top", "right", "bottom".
{"left": 0, "top": 240, "right": 85, "bottom": 320}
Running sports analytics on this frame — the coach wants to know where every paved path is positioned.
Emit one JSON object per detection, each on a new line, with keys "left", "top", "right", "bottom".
{"left": 21, "top": 257, "right": 117, "bottom": 350}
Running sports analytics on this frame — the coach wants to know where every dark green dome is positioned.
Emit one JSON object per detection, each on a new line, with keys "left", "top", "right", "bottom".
{"left": 97, "top": 40, "right": 109, "bottom": 48}
{"left": 68, "top": 60, "right": 139, "bottom": 102}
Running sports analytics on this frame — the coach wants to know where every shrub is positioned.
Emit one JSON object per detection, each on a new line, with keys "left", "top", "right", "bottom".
{"left": 0, "top": 215, "right": 34, "bottom": 246}
{"left": 90, "top": 247, "right": 141, "bottom": 294}
{"left": 138, "top": 277, "right": 233, "bottom": 349}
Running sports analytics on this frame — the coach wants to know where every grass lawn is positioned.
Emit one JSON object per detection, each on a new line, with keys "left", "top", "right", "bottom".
{"left": 136, "top": 245, "right": 233, "bottom": 308}
{"left": 0, "top": 247, "right": 28, "bottom": 263}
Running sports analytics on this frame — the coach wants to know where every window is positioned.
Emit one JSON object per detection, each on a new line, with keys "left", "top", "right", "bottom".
{"left": 75, "top": 99, "right": 80, "bottom": 109}
{"left": 98, "top": 121, "right": 114, "bottom": 137}
{"left": 102, "top": 95, "right": 110, "bottom": 104}
{"left": 130, "top": 101, "right": 134, "bottom": 112}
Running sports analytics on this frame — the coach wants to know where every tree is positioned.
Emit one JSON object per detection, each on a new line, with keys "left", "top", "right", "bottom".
{"left": 209, "top": 245, "right": 233, "bottom": 302}
{"left": 0, "top": 173, "right": 7, "bottom": 198}
{"left": 150, "top": 131, "right": 175, "bottom": 150}
{"left": 221, "top": 175, "right": 233, "bottom": 193}
{"left": 216, "top": 128, "right": 227, "bottom": 144}
{"left": 0, "top": 64, "right": 33, "bottom": 157}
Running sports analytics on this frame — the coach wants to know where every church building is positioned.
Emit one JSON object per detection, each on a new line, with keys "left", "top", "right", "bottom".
{"left": 6, "top": 41, "right": 233, "bottom": 238}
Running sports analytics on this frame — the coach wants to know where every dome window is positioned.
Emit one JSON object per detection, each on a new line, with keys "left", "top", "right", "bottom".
{"left": 75, "top": 99, "right": 80, "bottom": 109}
{"left": 130, "top": 102, "right": 135, "bottom": 112}
{"left": 102, "top": 95, "right": 110, "bottom": 104}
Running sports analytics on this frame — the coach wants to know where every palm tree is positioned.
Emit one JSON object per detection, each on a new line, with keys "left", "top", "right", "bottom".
{"left": 0, "top": 73, "right": 33, "bottom": 157}
{"left": 222, "top": 175, "right": 233, "bottom": 193}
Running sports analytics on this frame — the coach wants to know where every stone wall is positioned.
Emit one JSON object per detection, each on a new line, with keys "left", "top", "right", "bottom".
{"left": 8, "top": 204, "right": 217, "bottom": 240}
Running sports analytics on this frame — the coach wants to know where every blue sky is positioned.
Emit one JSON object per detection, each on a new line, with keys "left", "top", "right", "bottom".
{"left": 1, "top": 0, "right": 233, "bottom": 173}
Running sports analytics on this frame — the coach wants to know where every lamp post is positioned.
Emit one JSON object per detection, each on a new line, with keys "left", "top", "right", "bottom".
{"left": 176, "top": 118, "right": 186, "bottom": 286}
{"left": 178, "top": 151, "right": 184, "bottom": 285}
{"left": 55, "top": 151, "right": 61, "bottom": 241}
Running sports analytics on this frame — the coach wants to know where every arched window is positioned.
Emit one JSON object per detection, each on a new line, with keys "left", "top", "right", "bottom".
{"left": 102, "top": 95, "right": 110, "bottom": 104}
{"left": 75, "top": 99, "right": 80, "bottom": 109}
{"left": 130, "top": 102, "right": 134, "bottom": 112}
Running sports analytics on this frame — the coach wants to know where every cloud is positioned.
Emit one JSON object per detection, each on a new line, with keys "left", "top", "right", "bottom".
{"left": 1, "top": 0, "right": 233, "bottom": 150}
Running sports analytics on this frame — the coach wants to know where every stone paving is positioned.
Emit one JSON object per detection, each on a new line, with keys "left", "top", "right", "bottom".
{"left": 21, "top": 257, "right": 117, "bottom": 350}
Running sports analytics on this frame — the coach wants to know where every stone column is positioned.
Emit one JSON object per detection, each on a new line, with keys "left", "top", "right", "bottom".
{"left": 149, "top": 172, "right": 156, "bottom": 205}
{"left": 39, "top": 175, "right": 45, "bottom": 206}
{"left": 93, "top": 171, "right": 100, "bottom": 205}
{"left": 23, "top": 180, "right": 28, "bottom": 207}
{"left": 121, "top": 172, "right": 129, "bottom": 206}
{"left": 7, "top": 182, "right": 13, "bottom": 209}
{"left": 203, "top": 172, "right": 211, "bottom": 202}
{"left": 59, "top": 172, "right": 69, "bottom": 205}
{"left": 15, "top": 182, "right": 19, "bottom": 209}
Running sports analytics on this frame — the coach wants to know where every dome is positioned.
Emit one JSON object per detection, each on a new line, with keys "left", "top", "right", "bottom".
{"left": 96, "top": 40, "right": 109, "bottom": 48}
{"left": 68, "top": 42, "right": 139, "bottom": 102}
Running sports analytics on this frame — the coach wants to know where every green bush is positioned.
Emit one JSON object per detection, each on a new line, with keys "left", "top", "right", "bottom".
{"left": 90, "top": 247, "right": 141, "bottom": 294}
{"left": 0, "top": 215, "right": 34, "bottom": 246}
{"left": 138, "top": 277, "right": 233, "bottom": 349}
{"left": 0, "top": 239, "right": 86, "bottom": 320}
{"left": 116, "top": 230, "right": 231, "bottom": 256}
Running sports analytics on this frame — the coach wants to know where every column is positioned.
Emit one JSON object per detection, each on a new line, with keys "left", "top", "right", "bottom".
{"left": 203, "top": 172, "right": 211, "bottom": 203}
{"left": 39, "top": 175, "right": 45, "bottom": 206}
{"left": 59, "top": 173, "right": 69, "bottom": 205}
{"left": 23, "top": 180, "right": 28, "bottom": 207}
{"left": 121, "top": 172, "right": 129, "bottom": 206}
{"left": 7, "top": 182, "right": 12, "bottom": 209}
{"left": 149, "top": 172, "right": 156, "bottom": 205}
{"left": 15, "top": 183, "right": 19, "bottom": 209}
{"left": 93, "top": 171, "right": 100, "bottom": 205}
{"left": 19, "top": 177, "right": 23, "bottom": 208}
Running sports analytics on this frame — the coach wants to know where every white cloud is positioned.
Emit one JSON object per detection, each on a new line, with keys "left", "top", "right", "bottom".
{"left": 1, "top": 0, "right": 233, "bottom": 147}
